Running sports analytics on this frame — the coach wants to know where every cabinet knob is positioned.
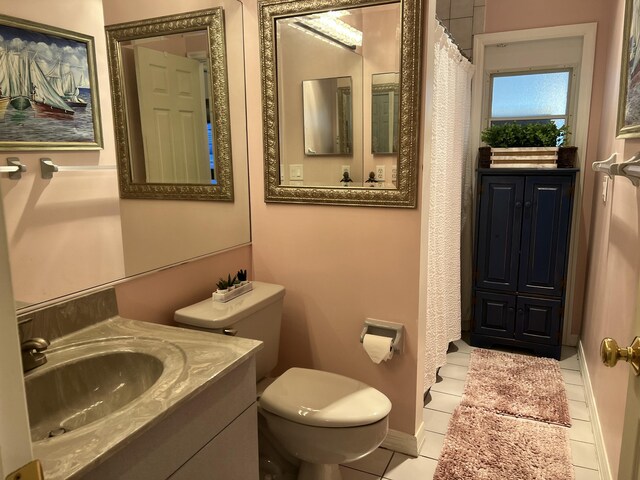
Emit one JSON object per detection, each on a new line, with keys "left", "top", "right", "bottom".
{"left": 515, "top": 201, "right": 522, "bottom": 208}
{"left": 524, "top": 201, "right": 532, "bottom": 208}
{"left": 517, "top": 309, "right": 523, "bottom": 315}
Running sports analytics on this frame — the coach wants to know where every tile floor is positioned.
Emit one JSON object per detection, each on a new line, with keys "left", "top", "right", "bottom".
{"left": 339, "top": 337, "right": 602, "bottom": 480}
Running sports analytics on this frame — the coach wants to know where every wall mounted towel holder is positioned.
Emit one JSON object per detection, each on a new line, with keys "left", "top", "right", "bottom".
{"left": 0, "top": 158, "right": 27, "bottom": 179}
{"left": 592, "top": 152, "right": 640, "bottom": 186}
{"left": 40, "top": 158, "right": 116, "bottom": 179}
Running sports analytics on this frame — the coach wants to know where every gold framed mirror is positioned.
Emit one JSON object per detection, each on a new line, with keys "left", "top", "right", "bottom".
{"left": 258, "top": 0, "right": 422, "bottom": 207}
{"left": 106, "top": 9, "right": 234, "bottom": 201}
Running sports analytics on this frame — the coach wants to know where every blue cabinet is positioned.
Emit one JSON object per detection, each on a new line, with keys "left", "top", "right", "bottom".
{"left": 471, "top": 169, "right": 577, "bottom": 359}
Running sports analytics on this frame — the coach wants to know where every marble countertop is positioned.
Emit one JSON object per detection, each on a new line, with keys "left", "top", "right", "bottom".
{"left": 28, "top": 316, "right": 262, "bottom": 480}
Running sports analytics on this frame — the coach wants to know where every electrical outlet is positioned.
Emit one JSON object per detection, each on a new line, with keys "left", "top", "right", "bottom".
{"left": 391, "top": 167, "right": 397, "bottom": 183}
{"left": 289, "top": 164, "right": 303, "bottom": 180}
{"left": 376, "top": 165, "right": 385, "bottom": 181}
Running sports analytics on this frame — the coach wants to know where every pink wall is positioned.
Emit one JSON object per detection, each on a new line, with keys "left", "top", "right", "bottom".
{"left": 243, "top": 0, "right": 423, "bottom": 436}
{"left": 115, "top": 245, "right": 252, "bottom": 325}
{"left": 580, "top": 0, "right": 640, "bottom": 475}
{"left": 487, "top": 0, "right": 639, "bottom": 475}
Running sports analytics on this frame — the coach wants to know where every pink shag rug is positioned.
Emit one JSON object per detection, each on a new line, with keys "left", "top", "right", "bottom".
{"left": 461, "top": 349, "right": 571, "bottom": 427}
{"left": 433, "top": 405, "right": 574, "bottom": 480}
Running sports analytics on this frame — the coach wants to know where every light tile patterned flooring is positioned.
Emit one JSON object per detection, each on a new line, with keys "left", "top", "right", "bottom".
{"left": 339, "top": 338, "right": 602, "bottom": 480}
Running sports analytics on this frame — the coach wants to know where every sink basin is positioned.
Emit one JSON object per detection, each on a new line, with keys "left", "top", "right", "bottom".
{"left": 24, "top": 337, "right": 185, "bottom": 443}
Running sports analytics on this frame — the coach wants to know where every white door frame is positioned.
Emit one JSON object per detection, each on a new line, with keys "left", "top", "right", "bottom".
{"left": 0, "top": 194, "right": 32, "bottom": 476}
{"left": 470, "top": 23, "right": 597, "bottom": 346}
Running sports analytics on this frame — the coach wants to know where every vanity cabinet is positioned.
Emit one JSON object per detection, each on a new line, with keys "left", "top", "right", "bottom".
{"left": 471, "top": 169, "right": 577, "bottom": 359}
{"left": 83, "top": 356, "right": 258, "bottom": 480}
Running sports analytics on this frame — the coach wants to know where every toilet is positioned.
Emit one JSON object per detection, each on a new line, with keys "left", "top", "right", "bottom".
{"left": 174, "top": 281, "right": 391, "bottom": 480}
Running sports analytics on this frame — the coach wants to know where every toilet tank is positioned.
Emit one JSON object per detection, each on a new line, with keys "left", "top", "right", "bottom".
{"left": 174, "top": 282, "right": 285, "bottom": 381}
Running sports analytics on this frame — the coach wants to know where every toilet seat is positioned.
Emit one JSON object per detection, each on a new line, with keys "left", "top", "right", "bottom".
{"left": 259, "top": 367, "right": 391, "bottom": 428}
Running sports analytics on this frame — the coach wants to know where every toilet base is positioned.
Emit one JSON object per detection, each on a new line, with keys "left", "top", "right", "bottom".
{"left": 298, "top": 462, "right": 341, "bottom": 480}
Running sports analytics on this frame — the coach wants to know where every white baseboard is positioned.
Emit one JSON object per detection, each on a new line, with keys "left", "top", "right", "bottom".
{"left": 578, "top": 340, "right": 613, "bottom": 480}
{"left": 382, "top": 422, "right": 425, "bottom": 457}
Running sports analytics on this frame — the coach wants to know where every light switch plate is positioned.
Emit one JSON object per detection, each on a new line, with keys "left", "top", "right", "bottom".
{"left": 289, "top": 164, "right": 303, "bottom": 180}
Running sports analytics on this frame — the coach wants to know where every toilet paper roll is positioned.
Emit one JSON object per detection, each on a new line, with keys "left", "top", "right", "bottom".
{"left": 363, "top": 334, "right": 394, "bottom": 364}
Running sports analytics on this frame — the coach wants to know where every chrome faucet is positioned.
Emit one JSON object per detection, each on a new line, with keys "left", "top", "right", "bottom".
{"left": 21, "top": 338, "right": 50, "bottom": 372}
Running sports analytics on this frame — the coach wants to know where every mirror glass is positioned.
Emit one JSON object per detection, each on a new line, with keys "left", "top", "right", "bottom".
{"left": 303, "top": 76, "right": 353, "bottom": 156}
{"left": 371, "top": 72, "right": 399, "bottom": 154}
{"left": 106, "top": 8, "right": 234, "bottom": 200}
{"left": 259, "top": 0, "right": 422, "bottom": 206}
{"left": 6, "top": 3, "right": 250, "bottom": 311}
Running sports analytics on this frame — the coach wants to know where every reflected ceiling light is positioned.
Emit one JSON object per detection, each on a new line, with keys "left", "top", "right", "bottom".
{"left": 293, "top": 11, "right": 362, "bottom": 50}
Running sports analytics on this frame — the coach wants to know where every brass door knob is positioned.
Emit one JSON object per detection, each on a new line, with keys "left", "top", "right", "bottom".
{"left": 600, "top": 337, "right": 640, "bottom": 375}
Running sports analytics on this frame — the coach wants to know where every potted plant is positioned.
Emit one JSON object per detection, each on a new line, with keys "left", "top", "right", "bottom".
{"left": 479, "top": 123, "right": 576, "bottom": 168}
{"left": 237, "top": 269, "right": 248, "bottom": 285}
{"left": 216, "top": 277, "right": 230, "bottom": 294}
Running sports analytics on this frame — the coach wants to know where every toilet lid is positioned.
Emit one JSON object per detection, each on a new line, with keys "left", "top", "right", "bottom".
{"left": 259, "top": 368, "right": 391, "bottom": 427}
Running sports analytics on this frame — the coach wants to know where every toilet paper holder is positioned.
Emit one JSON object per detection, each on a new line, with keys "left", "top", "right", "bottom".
{"left": 359, "top": 318, "right": 404, "bottom": 354}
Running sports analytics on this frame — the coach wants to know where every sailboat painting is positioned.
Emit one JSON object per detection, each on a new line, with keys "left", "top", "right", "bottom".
{"left": 0, "top": 14, "right": 102, "bottom": 149}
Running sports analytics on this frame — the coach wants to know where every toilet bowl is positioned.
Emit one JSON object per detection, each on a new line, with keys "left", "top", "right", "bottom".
{"left": 174, "top": 282, "right": 392, "bottom": 480}
{"left": 259, "top": 368, "right": 391, "bottom": 480}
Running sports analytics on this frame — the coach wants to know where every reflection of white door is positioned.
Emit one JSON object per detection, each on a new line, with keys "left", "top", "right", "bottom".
{"left": 618, "top": 280, "right": 640, "bottom": 479}
{"left": 135, "top": 46, "right": 210, "bottom": 184}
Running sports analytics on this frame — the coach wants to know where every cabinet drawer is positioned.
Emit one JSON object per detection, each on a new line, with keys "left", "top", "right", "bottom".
{"left": 514, "top": 296, "right": 562, "bottom": 345}
{"left": 473, "top": 291, "right": 516, "bottom": 338}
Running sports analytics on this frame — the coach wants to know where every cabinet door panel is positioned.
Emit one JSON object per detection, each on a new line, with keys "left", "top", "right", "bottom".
{"left": 476, "top": 176, "right": 524, "bottom": 292}
{"left": 518, "top": 176, "right": 573, "bottom": 296}
{"left": 515, "top": 296, "right": 562, "bottom": 345}
{"left": 474, "top": 291, "right": 516, "bottom": 338}
{"left": 169, "top": 403, "right": 259, "bottom": 480}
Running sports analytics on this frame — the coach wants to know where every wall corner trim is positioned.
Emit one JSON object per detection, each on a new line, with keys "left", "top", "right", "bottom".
{"left": 382, "top": 422, "right": 426, "bottom": 457}
{"left": 578, "top": 340, "right": 613, "bottom": 480}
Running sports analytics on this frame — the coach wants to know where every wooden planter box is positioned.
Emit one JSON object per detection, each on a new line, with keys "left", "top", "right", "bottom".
{"left": 478, "top": 146, "right": 577, "bottom": 169}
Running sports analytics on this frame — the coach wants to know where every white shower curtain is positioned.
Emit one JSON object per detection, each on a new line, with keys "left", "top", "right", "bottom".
{"left": 422, "top": 24, "right": 474, "bottom": 394}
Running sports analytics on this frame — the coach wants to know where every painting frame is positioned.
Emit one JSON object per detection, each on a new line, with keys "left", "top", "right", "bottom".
{"left": 617, "top": 0, "right": 640, "bottom": 138}
{"left": 0, "top": 14, "right": 103, "bottom": 150}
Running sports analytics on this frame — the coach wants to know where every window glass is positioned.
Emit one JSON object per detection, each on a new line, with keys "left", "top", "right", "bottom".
{"left": 491, "top": 71, "right": 570, "bottom": 118}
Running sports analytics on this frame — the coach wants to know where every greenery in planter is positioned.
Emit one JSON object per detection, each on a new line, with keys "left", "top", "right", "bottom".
{"left": 216, "top": 273, "right": 238, "bottom": 291}
{"left": 237, "top": 269, "right": 247, "bottom": 282}
{"left": 481, "top": 122, "right": 570, "bottom": 148}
